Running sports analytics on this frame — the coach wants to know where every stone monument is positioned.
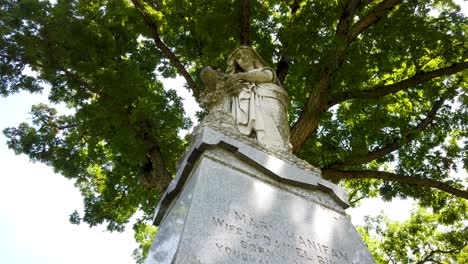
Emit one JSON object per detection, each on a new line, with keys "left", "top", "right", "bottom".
{"left": 144, "top": 46, "right": 375, "bottom": 264}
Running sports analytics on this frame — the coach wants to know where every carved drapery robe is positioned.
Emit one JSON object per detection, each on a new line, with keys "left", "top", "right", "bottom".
{"left": 230, "top": 68, "right": 290, "bottom": 151}
{"left": 200, "top": 46, "right": 291, "bottom": 152}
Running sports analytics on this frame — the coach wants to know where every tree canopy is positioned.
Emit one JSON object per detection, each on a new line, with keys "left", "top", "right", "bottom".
{"left": 1, "top": 0, "right": 467, "bottom": 262}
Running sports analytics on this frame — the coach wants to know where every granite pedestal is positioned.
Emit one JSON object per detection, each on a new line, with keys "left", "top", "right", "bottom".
{"left": 145, "top": 127, "right": 375, "bottom": 264}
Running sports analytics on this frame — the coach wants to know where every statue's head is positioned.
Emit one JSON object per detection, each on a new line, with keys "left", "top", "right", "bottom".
{"left": 226, "top": 46, "right": 268, "bottom": 74}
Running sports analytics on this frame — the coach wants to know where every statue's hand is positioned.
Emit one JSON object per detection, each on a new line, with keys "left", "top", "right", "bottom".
{"left": 227, "top": 83, "right": 244, "bottom": 95}
{"left": 222, "top": 75, "right": 244, "bottom": 95}
{"left": 231, "top": 73, "right": 243, "bottom": 82}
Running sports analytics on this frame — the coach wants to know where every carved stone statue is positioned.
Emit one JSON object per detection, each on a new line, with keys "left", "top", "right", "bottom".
{"left": 200, "top": 46, "right": 291, "bottom": 152}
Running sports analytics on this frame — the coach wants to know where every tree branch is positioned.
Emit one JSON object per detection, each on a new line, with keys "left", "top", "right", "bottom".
{"left": 240, "top": 0, "right": 251, "bottom": 46}
{"left": 322, "top": 169, "right": 468, "bottom": 199}
{"left": 290, "top": 0, "right": 434, "bottom": 153}
{"left": 38, "top": 123, "right": 78, "bottom": 133}
{"left": 328, "top": 91, "right": 450, "bottom": 169}
{"left": 61, "top": 68, "right": 97, "bottom": 93}
{"left": 290, "top": 0, "right": 361, "bottom": 152}
{"left": 348, "top": 0, "right": 402, "bottom": 44}
{"left": 1, "top": 50, "right": 100, "bottom": 97}
{"left": 349, "top": 194, "right": 367, "bottom": 206}
{"left": 139, "top": 120, "right": 172, "bottom": 192}
{"left": 333, "top": 0, "right": 361, "bottom": 67}
{"left": 336, "top": 0, "right": 361, "bottom": 40}
{"left": 140, "top": 143, "right": 172, "bottom": 193}
{"left": 274, "top": 0, "right": 303, "bottom": 84}
{"left": 348, "top": 185, "right": 368, "bottom": 206}
{"left": 130, "top": 0, "right": 201, "bottom": 99}
{"left": 276, "top": 53, "right": 291, "bottom": 84}
{"left": 290, "top": 77, "right": 329, "bottom": 152}
{"left": 289, "top": 0, "right": 301, "bottom": 14}
{"left": 329, "top": 61, "right": 468, "bottom": 105}
{"left": 416, "top": 244, "right": 467, "bottom": 264}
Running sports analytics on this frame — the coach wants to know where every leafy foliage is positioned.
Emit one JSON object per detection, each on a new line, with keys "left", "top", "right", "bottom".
{"left": 359, "top": 206, "right": 468, "bottom": 263}
{"left": 132, "top": 220, "right": 157, "bottom": 264}
{"left": 1, "top": 0, "right": 467, "bottom": 262}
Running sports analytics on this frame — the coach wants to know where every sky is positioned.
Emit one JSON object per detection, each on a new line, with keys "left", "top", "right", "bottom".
{"left": 0, "top": 91, "right": 138, "bottom": 264}
{"left": 1, "top": 1, "right": 467, "bottom": 263}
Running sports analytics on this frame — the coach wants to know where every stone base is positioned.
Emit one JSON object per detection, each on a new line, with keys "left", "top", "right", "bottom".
{"left": 144, "top": 127, "right": 375, "bottom": 264}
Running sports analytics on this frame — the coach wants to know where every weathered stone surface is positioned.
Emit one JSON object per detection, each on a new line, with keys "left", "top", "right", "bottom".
{"left": 200, "top": 46, "right": 291, "bottom": 151}
{"left": 145, "top": 127, "right": 375, "bottom": 264}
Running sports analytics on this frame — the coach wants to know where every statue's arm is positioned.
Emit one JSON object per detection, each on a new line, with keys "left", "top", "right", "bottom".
{"left": 234, "top": 68, "right": 273, "bottom": 83}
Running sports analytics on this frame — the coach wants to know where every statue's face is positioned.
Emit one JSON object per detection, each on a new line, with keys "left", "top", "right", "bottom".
{"left": 235, "top": 51, "right": 254, "bottom": 71}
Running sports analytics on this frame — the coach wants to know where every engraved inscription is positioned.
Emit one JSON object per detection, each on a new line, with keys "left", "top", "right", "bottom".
{"left": 234, "top": 211, "right": 276, "bottom": 231}
{"left": 215, "top": 242, "right": 271, "bottom": 263}
{"left": 210, "top": 211, "right": 355, "bottom": 264}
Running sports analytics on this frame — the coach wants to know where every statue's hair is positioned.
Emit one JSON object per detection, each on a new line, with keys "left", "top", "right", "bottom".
{"left": 225, "top": 46, "right": 268, "bottom": 74}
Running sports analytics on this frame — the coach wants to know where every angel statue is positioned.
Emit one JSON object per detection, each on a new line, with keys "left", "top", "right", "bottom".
{"left": 200, "top": 46, "right": 291, "bottom": 152}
